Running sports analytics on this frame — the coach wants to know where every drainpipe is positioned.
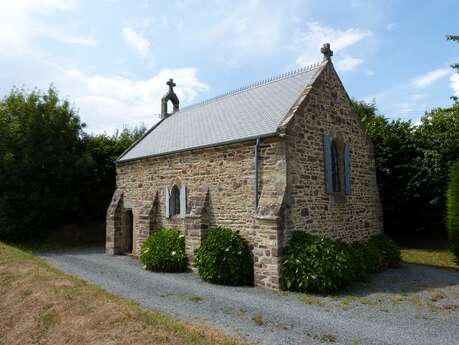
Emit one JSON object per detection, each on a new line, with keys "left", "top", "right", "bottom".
{"left": 255, "top": 138, "right": 261, "bottom": 208}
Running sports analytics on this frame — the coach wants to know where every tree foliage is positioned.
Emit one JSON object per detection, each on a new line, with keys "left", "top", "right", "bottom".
{"left": 447, "top": 34, "right": 459, "bottom": 102}
{"left": 0, "top": 88, "right": 84, "bottom": 240}
{"left": 0, "top": 87, "right": 145, "bottom": 241}
{"left": 78, "top": 127, "right": 145, "bottom": 220}
{"left": 447, "top": 160, "right": 459, "bottom": 259}
{"left": 447, "top": 35, "right": 459, "bottom": 73}
{"left": 353, "top": 100, "right": 459, "bottom": 237}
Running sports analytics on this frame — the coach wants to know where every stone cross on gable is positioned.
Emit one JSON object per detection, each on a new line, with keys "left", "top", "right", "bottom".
{"left": 321, "top": 43, "right": 333, "bottom": 61}
{"left": 167, "top": 78, "right": 176, "bottom": 91}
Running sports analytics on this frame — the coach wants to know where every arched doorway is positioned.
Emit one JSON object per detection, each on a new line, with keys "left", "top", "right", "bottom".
{"left": 124, "top": 210, "right": 134, "bottom": 254}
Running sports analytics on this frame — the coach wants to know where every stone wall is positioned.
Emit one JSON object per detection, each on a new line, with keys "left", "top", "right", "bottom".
{"left": 107, "top": 60, "right": 383, "bottom": 289}
{"left": 282, "top": 62, "right": 383, "bottom": 243}
{"left": 112, "top": 138, "right": 286, "bottom": 288}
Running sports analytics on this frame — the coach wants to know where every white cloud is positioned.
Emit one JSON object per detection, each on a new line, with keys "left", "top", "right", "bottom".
{"left": 412, "top": 93, "right": 426, "bottom": 101}
{"left": 411, "top": 68, "right": 451, "bottom": 88}
{"left": 386, "top": 22, "right": 397, "bottom": 31}
{"left": 292, "top": 16, "right": 301, "bottom": 24}
{"left": 335, "top": 55, "right": 363, "bottom": 72}
{"left": 41, "top": 27, "right": 98, "bottom": 46}
{"left": 396, "top": 93, "right": 428, "bottom": 117}
{"left": 450, "top": 73, "right": 459, "bottom": 96}
{"left": 0, "top": 0, "right": 96, "bottom": 57}
{"left": 294, "top": 22, "right": 371, "bottom": 68}
{"left": 122, "top": 27, "right": 152, "bottom": 58}
{"left": 177, "top": 20, "right": 185, "bottom": 33}
{"left": 54, "top": 67, "right": 209, "bottom": 133}
{"left": 205, "top": 1, "right": 284, "bottom": 58}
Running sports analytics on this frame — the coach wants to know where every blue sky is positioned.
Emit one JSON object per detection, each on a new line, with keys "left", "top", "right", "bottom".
{"left": 0, "top": 0, "right": 458, "bottom": 133}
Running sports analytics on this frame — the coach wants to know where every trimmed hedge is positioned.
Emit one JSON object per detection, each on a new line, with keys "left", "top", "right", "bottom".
{"left": 195, "top": 227, "right": 253, "bottom": 286}
{"left": 448, "top": 160, "right": 459, "bottom": 260}
{"left": 281, "top": 232, "right": 401, "bottom": 293}
{"left": 140, "top": 228, "right": 187, "bottom": 272}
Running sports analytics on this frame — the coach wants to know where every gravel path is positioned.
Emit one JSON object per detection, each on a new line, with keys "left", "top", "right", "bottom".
{"left": 40, "top": 247, "right": 459, "bottom": 345}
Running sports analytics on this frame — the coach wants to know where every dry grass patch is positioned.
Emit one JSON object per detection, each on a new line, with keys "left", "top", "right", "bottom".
{"left": 0, "top": 242, "right": 250, "bottom": 345}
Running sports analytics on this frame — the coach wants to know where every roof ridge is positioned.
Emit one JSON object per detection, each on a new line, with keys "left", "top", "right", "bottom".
{"left": 181, "top": 61, "right": 324, "bottom": 112}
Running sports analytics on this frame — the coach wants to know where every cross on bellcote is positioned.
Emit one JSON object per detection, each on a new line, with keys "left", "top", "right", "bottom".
{"left": 167, "top": 78, "right": 176, "bottom": 91}
{"left": 321, "top": 43, "right": 333, "bottom": 61}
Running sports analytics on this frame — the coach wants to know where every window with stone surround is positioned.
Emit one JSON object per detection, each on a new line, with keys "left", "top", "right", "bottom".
{"left": 331, "top": 139, "right": 341, "bottom": 192}
{"left": 170, "top": 185, "right": 180, "bottom": 216}
{"left": 165, "top": 184, "right": 187, "bottom": 218}
{"left": 324, "top": 133, "right": 351, "bottom": 195}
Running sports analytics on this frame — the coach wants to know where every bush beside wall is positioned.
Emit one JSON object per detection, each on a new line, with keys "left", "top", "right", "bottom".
{"left": 195, "top": 227, "right": 253, "bottom": 286}
{"left": 281, "top": 232, "right": 401, "bottom": 293}
{"left": 140, "top": 228, "right": 187, "bottom": 272}
{"left": 281, "top": 233, "right": 355, "bottom": 293}
{"left": 366, "top": 234, "right": 401, "bottom": 272}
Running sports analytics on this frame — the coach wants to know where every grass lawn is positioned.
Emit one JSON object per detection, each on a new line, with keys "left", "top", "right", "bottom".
{"left": 0, "top": 242, "right": 249, "bottom": 345}
{"left": 398, "top": 234, "right": 458, "bottom": 271}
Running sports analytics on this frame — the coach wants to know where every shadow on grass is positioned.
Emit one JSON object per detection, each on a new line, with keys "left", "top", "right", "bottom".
{"left": 395, "top": 232, "right": 459, "bottom": 272}
{"left": 15, "top": 221, "right": 106, "bottom": 254}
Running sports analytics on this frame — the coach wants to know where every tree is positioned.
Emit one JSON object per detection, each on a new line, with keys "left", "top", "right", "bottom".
{"left": 353, "top": 100, "right": 459, "bottom": 238}
{"left": 447, "top": 35, "right": 459, "bottom": 72}
{"left": 0, "top": 87, "right": 85, "bottom": 241}
{"left": 0, "top": 86, "right": 146, "bottom": 241}
{"left": 447, "top": 34, "right": 458, "bottom": 103}
{"left": 412, "top": 105, "right": 459, "bottom": 232}
{"left": 353, "top": 100, "right": 420, "bottom": 236}
{"left": 77, "top": 127, "right": 145, "bottom": 220}
{"left": 447, "top": 159, "right": 459, "bottom": 259}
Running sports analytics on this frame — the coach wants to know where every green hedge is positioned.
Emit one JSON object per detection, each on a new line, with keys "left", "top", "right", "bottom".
{"left": 281, "top": 232, "right": 401, "bottom": 293}
{"left": 366, "top": 234, "right": 401, "bottom": 272}
{"left": 195, "top": 227, "right": 253, "bottom": 286}
{"left": 140, "top": 228, "right": 187, "bottom": 272}
{"left": 448, "top": 160, "right": 459, "bottom": 259}
{"left": 348, "top": 241, "right": 373, "bottom": 281}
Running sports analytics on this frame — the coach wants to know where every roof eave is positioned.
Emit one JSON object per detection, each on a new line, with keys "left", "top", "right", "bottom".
{"left": 115, "top": 117, "right": 165, "bottom": 162}
{"left": 115, "top": 132, "right": 279, "bottom": 164}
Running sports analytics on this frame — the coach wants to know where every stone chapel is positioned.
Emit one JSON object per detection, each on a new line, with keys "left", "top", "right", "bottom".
{"left": 106, "top": 44, "right": 383, "bottom": 289}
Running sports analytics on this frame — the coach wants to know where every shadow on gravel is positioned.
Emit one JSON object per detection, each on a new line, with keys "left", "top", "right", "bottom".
{"left": 340, "top": 264, "right": 459, "bottom": 297}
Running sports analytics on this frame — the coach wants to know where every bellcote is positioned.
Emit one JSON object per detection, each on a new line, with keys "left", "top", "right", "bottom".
{"left": 160, "top": 78, "right": 180, "bottom": 119}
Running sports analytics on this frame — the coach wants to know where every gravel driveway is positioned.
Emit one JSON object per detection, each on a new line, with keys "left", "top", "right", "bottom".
{"left": 40, "top": 247, "right": 459, "bottom": 345}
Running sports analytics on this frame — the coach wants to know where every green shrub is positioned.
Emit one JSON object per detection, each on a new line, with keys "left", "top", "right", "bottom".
{"left": 281, "top": 232, "right": 355, "bottom": 293}
{"left": 281, "top": 232, "right": 402, "bottom": 293}
{"left": 140, "top": 229, "right": 187, "bottom": 272}
{"left": 195, "top": 227, "right": 253, "bottom": 286}
{"left": 448, "top": 160, "right": 459, "bottom": 259}
{"left": 348, "top": 241, "right": 372, "bottom": 281}
{"left": 367, "top": 234, "right": 401, "bottom": 272}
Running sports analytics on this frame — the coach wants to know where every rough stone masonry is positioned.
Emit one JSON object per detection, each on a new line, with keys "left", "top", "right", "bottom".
{"left": 106, "top": 44, "right": 383, "bottom": 289}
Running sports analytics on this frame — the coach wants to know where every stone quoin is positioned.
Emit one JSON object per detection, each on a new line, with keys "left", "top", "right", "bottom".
{"left": 106, "top": 43, "right": 383, "bottom": 289}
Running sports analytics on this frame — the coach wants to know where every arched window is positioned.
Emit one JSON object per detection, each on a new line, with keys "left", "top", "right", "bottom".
{"left": 331, "top": 140, "right": 341, "bottom": 192}
{"left": 170, "top": 185, "right": 180, "bottom": 216}
{"left": 324, "top": 133, "right": 351, "bottom": 195}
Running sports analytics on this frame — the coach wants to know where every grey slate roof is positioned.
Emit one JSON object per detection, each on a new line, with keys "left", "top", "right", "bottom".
{"left": 117, "top": 62, "right": 325, "bottom": 162}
